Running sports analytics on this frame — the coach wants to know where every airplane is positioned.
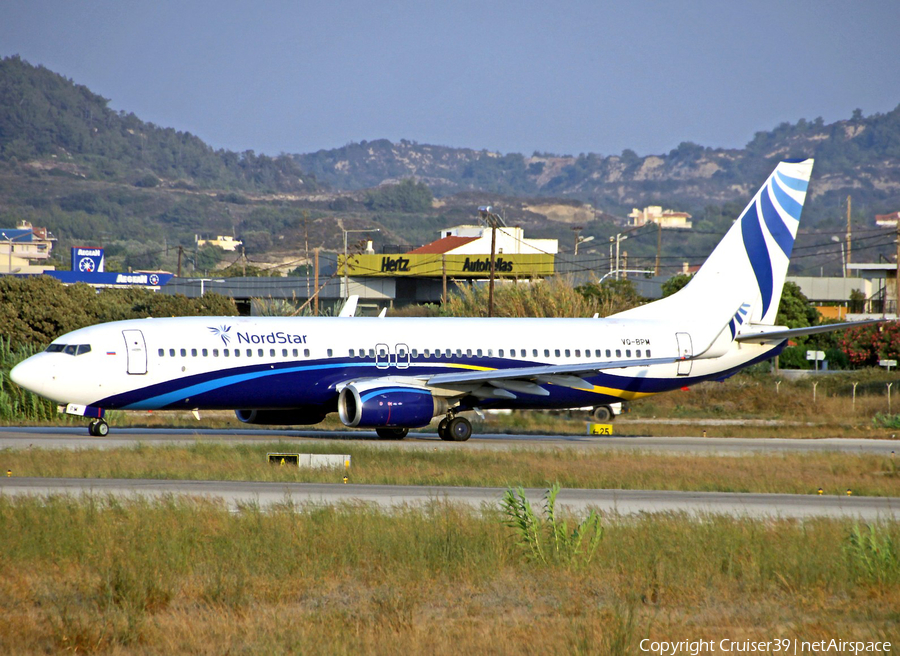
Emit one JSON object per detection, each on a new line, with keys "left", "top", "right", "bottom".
{"left": 9, "top": 158, "right": 881, "bottom": 440}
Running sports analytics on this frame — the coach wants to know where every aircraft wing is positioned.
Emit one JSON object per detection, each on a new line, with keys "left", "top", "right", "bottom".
{"left": 735, "top": 319, "right": 887, "bottom": 344}
{"left": 420, "top": 356, "right": 682, "bottom": 391}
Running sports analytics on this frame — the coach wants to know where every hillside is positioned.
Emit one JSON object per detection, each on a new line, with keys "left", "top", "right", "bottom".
{"left": 0, "top": 56, "right": 317, "bottom": 194}
{"left": 297, "top": 109, "right": 900, "bottom": 223}
{"left": 1, "top": 55, "right": 898, "bottom": 280}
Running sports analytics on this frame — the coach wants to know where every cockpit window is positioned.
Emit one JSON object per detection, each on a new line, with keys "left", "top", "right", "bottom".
{"left": 45, "top": 343, "right": 91, "bottom": 356}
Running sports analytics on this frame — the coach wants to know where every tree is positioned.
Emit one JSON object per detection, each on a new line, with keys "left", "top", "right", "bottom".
{"left": 776, "top": 282, "right": 820, "bottom": 330}
{"left": 661, "top": 273, "right": 692, "bottom": 297}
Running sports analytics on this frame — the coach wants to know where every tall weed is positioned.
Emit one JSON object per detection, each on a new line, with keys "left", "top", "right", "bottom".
{"left": 501, "top": 483, "right": 603, "bottom": 568}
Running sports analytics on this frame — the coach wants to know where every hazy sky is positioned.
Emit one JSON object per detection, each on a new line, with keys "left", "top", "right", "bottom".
{"left": 3, "top": 1, "right": 899, "bottom": 158}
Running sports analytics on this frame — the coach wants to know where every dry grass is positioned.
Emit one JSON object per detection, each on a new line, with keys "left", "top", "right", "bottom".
{"left": 0, "top": 497, "right": 897, "bottom": 655}
{"left": 2, "top": 442, "right": 899, "bottom": 497}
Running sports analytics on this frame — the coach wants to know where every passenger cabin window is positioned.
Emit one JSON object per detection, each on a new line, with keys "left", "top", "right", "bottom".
{"left": 636, "top": 349, "right": 641, "bottom": 357}
{"left": 234, "top": 350, "right": 240, "bottom": 357}
{"left": 499, "top": 349, "right": 505, "bottom": 357}
{"left": 213, "top": 349, "right": 219, "bottom": 357}
{"left": 575, "top": 349, "right": 580, "bottom": 357}
{"left": 202, "top": 349, "right": 208, "bottom": 357}
{"left": 327, "top": 348, "right": 333, "bottom": 357}
{"left": 544, "top": 349, "right": 550, "bottom": 357}
{"left": 257, "top": 349, "right": 264, "bottom": 357}
{"left": 554, "top": 349, "right": 560, "bottom": 357}
{"left": 605, "top": 349, "right": 611, "bottom": 357}
{"left": 158, "top": 349, "right": 164, "bottom": 357}
{"left": 270, "top": 349, "right": 276, "bottom": 357}
{"left": 305, "top": 349, "right": 311, "bottom": 357}
{"left": 180, "top": 349, "right": 187, "bottom": 357}
{"left": 533, "top": 349, "right": 538, "bottom": 357}
{"left": 224, "top": 349, "right": 230, "bottom": 357}
{"left": 292, "top": 349, "right": 298, "bottom": 357}
{"left": 615, "top": 349, "right": 622, "bottom": 357}
{"left": 349, "top": 349, "right": 355, "bottom": 357}
{"left": 626, "top": 349, "right": 631, "bottom": 357}
{"left": 169, "top": 349, "right": 176, "bottom": 357}
{"left": 646, "top": 349, "right": 652, "bottom": 357}
{"left": 565, "top": 349, "right": 571, "bottom": 357}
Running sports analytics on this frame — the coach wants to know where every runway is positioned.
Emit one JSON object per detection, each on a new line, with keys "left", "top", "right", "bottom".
{"left": 1, "top": 476, "right": 897, "bottom": 520}
{"left": 3, "top": 426, "right": 897, "bottom": 519}
{"left": 1, "top": 426, "right": 898, "bottom": 456}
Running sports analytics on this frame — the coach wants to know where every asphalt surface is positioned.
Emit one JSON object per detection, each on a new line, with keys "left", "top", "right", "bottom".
{"left": 1, "top": 425, "right": 898, "bottom": 456}
{"left": 2, "top": 426, "right": 898, "bottom": 520}
{"left": 1, "top": 476, "right": 897, "bottom": 520}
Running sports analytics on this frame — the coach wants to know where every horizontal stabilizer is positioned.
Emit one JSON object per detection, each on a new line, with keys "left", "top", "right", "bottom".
{"left": 735, "top": 319, "right": 887, "bottom": 344}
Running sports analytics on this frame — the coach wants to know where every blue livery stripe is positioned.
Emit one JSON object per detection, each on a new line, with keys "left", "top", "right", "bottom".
{"left": 771, "top": 176, "right": 803, "bottom": 220}
{"left": 761, "top": 185, "right": 795, "bottom": 257}
{"left": 776, "top": 170, "right": 808, "bottom": 193}
{"left": 740, "top": 200, "right": 774, "bottom": 317}
{"left": 122, "top": 361, "right": 369, "bottom": 409}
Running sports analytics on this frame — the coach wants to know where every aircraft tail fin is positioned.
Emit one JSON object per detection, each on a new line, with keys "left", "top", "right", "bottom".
{"left": 614, "top": 158, "right": 814, "bottom": 328}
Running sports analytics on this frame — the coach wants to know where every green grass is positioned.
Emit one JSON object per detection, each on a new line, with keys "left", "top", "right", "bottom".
{"left": 0, "top": 496, "right": 897, "bottom": 654}
{"left": 3, "top": 442, "right": 900, "bottom": 497}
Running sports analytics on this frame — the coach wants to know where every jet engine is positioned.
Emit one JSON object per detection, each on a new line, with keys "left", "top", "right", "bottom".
{"left": 338, "top": 380, "right": 447, "bottom": 428}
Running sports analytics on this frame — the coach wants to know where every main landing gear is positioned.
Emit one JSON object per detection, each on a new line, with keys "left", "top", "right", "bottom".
{"left": 375, "top": 427, "right": 409, "bottom": 440}
{"left": 88, "top": 419, "right": 109, "bottom": 437}
{"left": 437, "top": 415, "right": 472, "bottom": 442}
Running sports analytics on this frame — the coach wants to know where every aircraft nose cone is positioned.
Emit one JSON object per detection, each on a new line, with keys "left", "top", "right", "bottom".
{"left": 10, "top": 357, "right": 45, "bottom": 396}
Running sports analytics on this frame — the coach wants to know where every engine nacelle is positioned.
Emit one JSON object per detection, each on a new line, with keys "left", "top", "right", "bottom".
{"left": 338, "top": 381, "right": 447, "bottom": 428}
{"left": 235, "top": 408, "right": 327, "bottom": 426}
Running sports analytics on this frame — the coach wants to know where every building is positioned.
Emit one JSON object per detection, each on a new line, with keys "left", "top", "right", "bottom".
{"left": 875, "top": 211, "right": 900, "bottom": 228}
{"left": 627, "top": 206, "right": 693, "bottom": 229}
{"left": 0, "top": 221, "right": 56, "bottom": 274}
{"left": 417, "top": 225, "right": 559, "bottom": 255}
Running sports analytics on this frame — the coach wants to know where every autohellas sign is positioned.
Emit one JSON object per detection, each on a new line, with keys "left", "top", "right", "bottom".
{"left": 71, "top": 247, "right": 104, "bottom": 273}
{"left": 338, "top": 253, "right": 555, "bottom": 277}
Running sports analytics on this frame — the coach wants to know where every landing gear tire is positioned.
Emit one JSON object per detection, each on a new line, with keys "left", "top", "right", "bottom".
{"left": 447, "top": 417, "right": 472, "bottom": 442}
{"left": 437, "top": 417, "right": 451, "bottom": 441}
{"left": 88, "top": 420, "right": 109, "bottom": 437}
{"left": 591, "top": 406, "right": 613, "bottom": 422}
{"left": 375, "top": 427, "right": 408, "bottom": 440}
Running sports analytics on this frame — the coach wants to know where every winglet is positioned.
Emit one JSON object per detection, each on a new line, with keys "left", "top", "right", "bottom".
{"left": 338, "top": 295, "right": 359, "bottom": 318}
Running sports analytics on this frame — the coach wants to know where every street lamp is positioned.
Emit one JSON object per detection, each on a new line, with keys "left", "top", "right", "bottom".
{"left": 1, "top": 230, "right": 31, "bottom": 274}
{"left": 342, "top": 228, "right": 380, "bottom": 299}
{"left": 831, "top": 236, "right": 846, "bottom": 278}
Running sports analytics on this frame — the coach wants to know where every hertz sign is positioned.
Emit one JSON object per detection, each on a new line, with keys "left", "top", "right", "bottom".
{"left": 338, "top": 253, "right": 555, "bottom": 278}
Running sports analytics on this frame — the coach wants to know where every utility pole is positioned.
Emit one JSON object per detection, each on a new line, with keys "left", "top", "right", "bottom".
{"left": 314, "top": 248, "right": 319, "bottom": 316}
{"left": 441, "top": 254, "right": 447, "bottom": 305}
{"left": 846, "top": 195, "right": 852, "bottom": 274}
{"left": 488, "top": 224, "right": 497, "bottom": 317}
{"left": 655, "top": 221, "right": 662, "bottom": 276}
{"left": 895, "top": 220, "right": 899, "bottom": 317}
{"left": 177, "top": 246, "right": 183, "bottom": 278}
{"left": 477, "top": 206, "right": 506, "bottom": 318}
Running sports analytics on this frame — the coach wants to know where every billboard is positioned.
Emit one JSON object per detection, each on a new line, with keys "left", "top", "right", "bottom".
{"left": 71, "top": 247, "right": 104, "bottom": 273}
{"left": 338, "top": 253, "right": 555, "bottom": 278}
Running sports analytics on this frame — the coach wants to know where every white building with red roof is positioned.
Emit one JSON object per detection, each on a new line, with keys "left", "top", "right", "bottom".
{"left": 408, "top": 225, "right": 557, "bottom": 256}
